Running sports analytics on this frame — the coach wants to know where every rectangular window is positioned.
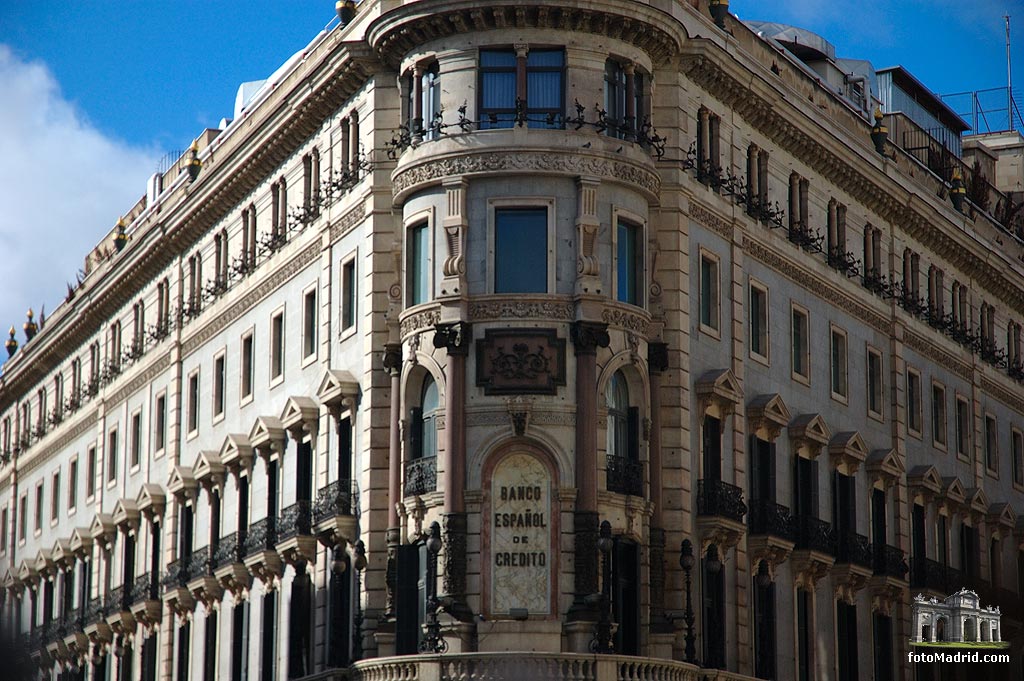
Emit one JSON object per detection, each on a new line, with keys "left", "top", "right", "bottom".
{"left": 479, "top": 48, "right": 564, "bottom": 129}
{"left": 50, "top": 471, "right": 60, "bottom": 522}
{"left": 830, "top": 326, "right": 848, "bottom": 399}
{"left": 303, "top": 288, "right": 317, "bottom": 359}
{"left": 241, "top": 334, "right": 254, "bottom": 401}
{"left": 18, "top": 494, "right": 27, "bottom": 541}
{"left": 130, "top": 412, "right": 142, "bottom": 468}
{"left": 68, "top": 458, "right": 78, "bottom": 510}
{"left": 749, "top": 282, "right": 769, "bottom": 361}
{"left": 955, "top": 396, "right": 970, "bottom": 457}
{"left": 616, "top": 219, "right": 643, "bottom": 306}
{"left": 271, "top": 312, "right": 285, "bottom": 381}
{"left": 699, "top": 252, "right": 720, "bottom": 334}
{"left": 187, "top": 372, "right": 200, "bottom": 435}
{"left": 906, "top": 369, "right": 922, "bottom": 435}
{"left": 213, "top": 354, "right": 226, "bottom": 418}
{"left": 87, "top": 446, "right": 97, "bottom": 498}
{"left": 0, "top": 508, "right": 7, "bottom": 554}
{"left": 494, "top": 207, "right": 548, "bottom": 293}
{"left": 932, "top": 384, "right": 947, "bottom": 447}
{"left": 107, "top": 428, "right": 118, "bottom": 482}
{"left": 1012, "top": 429, "right": 1023, "bottom": 486}
{"left": 867, "top": 348, "right": 883, "bottom": 418}
{"left": 986, "top": 415, "right": 998, "bottom": 472}
{"left": 341, "top": 258, "right": 356, "bottom": 331}
{"left": 155, "top": 394, "right": 167, "bottom": 453}
{"left": 34, "top": 482, "right": 43, "bottom": 532}
{"left": 604, "top": 59, "right": 645, "bottom": 139}
{"left": 406, "top": 221, "right": 430, "bottom": 307}
{"left": 791, "top": 305, "right": 809, "bottom": 381}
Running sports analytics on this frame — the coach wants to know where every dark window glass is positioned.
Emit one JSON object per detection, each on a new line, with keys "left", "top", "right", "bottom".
{"left": 617, "top": 220, "right": 642, "bottom": 306}
{"left": 407, "top": 222, "right": 429, "bottom": 306}
{"left": 494, "top": 207, "right": 547, "bottom": 293}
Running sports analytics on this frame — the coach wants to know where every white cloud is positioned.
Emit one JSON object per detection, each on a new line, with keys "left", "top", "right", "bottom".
{"left": 0, "top": 45, "right": 158, "bottom": 362}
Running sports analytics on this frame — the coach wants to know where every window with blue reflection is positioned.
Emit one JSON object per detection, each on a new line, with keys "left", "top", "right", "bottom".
{"left": 407, "top": 221, "right": 429, "bottom": 306}
{"left": 494, "top": 207, "right": 548, "bottom": 293}
{"left": 617, "top": 220, "right": 643, "bottom": 306}
{"left": 479, "top": 48, "right": 564, "bottom": 129}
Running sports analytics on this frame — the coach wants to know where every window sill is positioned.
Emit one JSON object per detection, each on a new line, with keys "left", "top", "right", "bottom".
{"left": 270, "top": 374, "right": 285, "bottom": 390}
{"left": 67, "top": 506, "right": 77, "bottom": 517}
{"left": 985, "top": 466, "right": 999, "bottom": 480}
{"left": 868, "top": 410, "right": 885, "bottom": 424}
{"left": 791, "top": 371, "right": 810, "bottom": 387}
{"left": 212, "top": 413, "right": 225, "bottom": 427}
{"left": 340, "top": 324, "right": 357, "bottom": 343}
{"left": 698, "top": 324, "right": 721, "bottom": 341}
{"left": 153, "top": 448, "right": 165, "bottom": 460}
{"left": 301, "top": 353, "right": 318, "bottom": 369}
{"left": 830, "top": 392, "right": 849, "bottom": 406}
{"left": 130, "top": 464, "right": 141, "bottom": 476}
{"left": 749, "top": 352, "right": 770, "bottom": 368}
{"left": 932, "top": 440, "right": 948, "bottom": 453}
{"left": 956, "top": 451, "right": 970, "bottom": 463}
{"left": 186, "top": 429, "right": 199, "bottom": 442}
{"left": 240, "top": 394, "right": 254, "bottom": 409}
{"left": 907, "top": 428, "right": 923, "bottom": 441}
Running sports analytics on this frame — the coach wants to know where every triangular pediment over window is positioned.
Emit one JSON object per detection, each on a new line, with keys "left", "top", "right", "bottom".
{"left": 747, "top": 393, "right": 791, "bottom": 440}
{"left": 316, "top": 369, "right": 360, "bottom": 411}
{"left": 280, "top": 396, "right": 319, "bottom": 435}
{"left": 908, "top": 465, "right": 942, "bottom": 497}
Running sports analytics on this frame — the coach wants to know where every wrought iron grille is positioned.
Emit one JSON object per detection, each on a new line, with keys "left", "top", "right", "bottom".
{"left": 696, "top": 479, "right": 747, "bottom": 522}
{"left": 313, "top": 479, "right": 358, "bottom": 523}
{"left": 404, "top": 457, "right": 437, "bottom": 497}
{"left": 873, "top": 545, "right": 909, "bottom": 579}
{"left": 242, "top": 517, "right": 277, "bottom": 557}
{"left": 747, "top": 498, "right": 797, "bottom": 541}
{"left": 794, "top": 515, "right": 836, "bottom": 554}
{"left": 129, "top": 572, "right": 157, "bottom": 603}
{"left": 104, "top": 585, "right": 128, "bottom": 615}
{"left": 84, "top": 597, "right": 104, "bottom": 625}
{"left": 278, "top": 500, "right": 313, "bottom": 541}
{"left": 184, "top": 546, "right": 212, "bottom": 581}
{"left": 835, "top": 530, "right": 873, "bottom": 568}
{"left": 213, "top": 532, "right": 241, "bottom": 568}
{"left": 161, "top": 559, "right": 186, "bottom": 590}
{"left": 606, "top": 454, "right": 643, "bottom": 496}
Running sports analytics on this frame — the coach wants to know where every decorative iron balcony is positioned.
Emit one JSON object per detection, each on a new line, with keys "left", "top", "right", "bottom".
{"left": 835, "top": 530, "right": 873, "bottom": 569}
{"left": 606, "top": 454, "right": 643, "bottom": 496}
{"left": 696, "top": 479, "right": 747, "bottom": 522}
{"left": 83, "top": 597, "right": 104, "bottom": 625}
{"left": 404, "top": 457, "right": 437, "bottom": 497}
{"left": 129, "top": 572, "right": 158, "bottom": 603}
{"left": 161, "top": 559, "right": 186, "bottom": 590}
{"left": 103, "top": 585, "right": 129, "bottom": 616}
{"left": 872, "top": 545, "right": 909, "bottom": 580}
{"left": 242, "top": 517, "right": 278, "bottom": 557}
{"left": 313, "top": 479, "right": 358, "bottom": 522}
{"left": 910, "top": 557, "right": 963, "bottom": 593}
{"left": 278, "top": 501, "right": 313, "bottom": 541}
{"left": 747, "top": 499, "right": 797, "bottom": 542}
{"left": 213, "top": 531, "right": 243, "bottom": 569}
{"left": 184, "top": 546, "right": 212, "bottom": 581}
{"left": 793, "top": 515, "right": 836, "bottom": 554}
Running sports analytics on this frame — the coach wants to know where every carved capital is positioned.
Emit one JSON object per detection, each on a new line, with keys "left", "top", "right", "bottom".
{"left": 570, "top": 321, "right": 610, "bottom": 356}
{"left": 382, "top": 343, "right": 403, "bottom": 376}
{"left": 647, "top": 342, "right": 669, "bottom": 373}
{"left": 433, "top": 322, "right": 472, "bottom": 356}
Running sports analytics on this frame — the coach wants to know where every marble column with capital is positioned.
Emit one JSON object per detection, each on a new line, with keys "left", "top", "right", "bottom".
{"left": 569, "top": 320, "right": 610, "bottom": 621}
{"left": 432, "top": 321, "right": 472, "bottom": 621}
{"left": 382, "top": 342, "right": 402, "bottom": 620}
{"left": 647, "top": 341, "right": 671, "bottom": 633}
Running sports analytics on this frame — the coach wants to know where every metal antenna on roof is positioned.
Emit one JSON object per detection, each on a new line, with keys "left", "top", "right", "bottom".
{"left": 1007, "top": 15, "right": 1013, "bottom": 131}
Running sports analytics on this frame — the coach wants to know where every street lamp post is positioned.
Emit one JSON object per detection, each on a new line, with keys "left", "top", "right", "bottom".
{"left": 679, "top": 539, "right": 697, "bottom": 665}
{"left": 419, "top": 522, "right": 448, "bottom": 653}
{"left": 352, "top": 540, "right": 367, "bottom": 661}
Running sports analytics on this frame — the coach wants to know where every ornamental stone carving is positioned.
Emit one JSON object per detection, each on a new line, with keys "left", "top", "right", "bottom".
{"left": 477, "top": 329, "right": 566, "bottom": 395}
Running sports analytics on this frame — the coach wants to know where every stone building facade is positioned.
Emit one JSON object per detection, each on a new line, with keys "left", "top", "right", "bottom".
{"left": 0, "top": 1, "right": 1022, "bottom": 681}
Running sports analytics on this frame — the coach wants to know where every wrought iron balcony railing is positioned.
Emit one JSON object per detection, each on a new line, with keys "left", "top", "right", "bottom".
{"left": 83, "top": 597, "right": 104, "bottom": 625}
{"left": 404, "top": 457, "right": 437, "bottom": 497}
{"left": 835, "top": 530, "right": 873, "bottom": 569}
{"left": 161, "top": 559, "right": 186, "bottom": 591}
{"left": 314, "top": 479, "right": 358, "bottom": 523}
{"left": 184, "top": 546, "right": 212, "bottom": 581}
{"left": 872, "top": 544, "right": 909, "bottom": 579}
{"left": 103, "top": 584, "right": 128, "bottom": 615}
{"left": 242, "top": 517, "right": 278, "bottom": 557}
{"left": 910, "top": 557, "right": 964, "bottom": 593}
{"left": 793, "top": 515, "right": 836, "bottom": 554}
{"left": 129, "top": 572, "right": 158, "bottom": 603}
{"left": 605, "top": 454, "right": 643, "bottom": 497}
{"left": 696, "top": 479, "right": 747, "bottom": 522}
{"left": 747, "top": 498, "right": 797, "bottom": 542}
{"left": 213, "top": 531, "right": 243, "bottom": 569}
{"left": 278, "top": 500, "right": 313, "bottom": 541}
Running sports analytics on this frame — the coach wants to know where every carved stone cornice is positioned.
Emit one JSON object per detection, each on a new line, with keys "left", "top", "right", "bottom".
{"left": 903, "top": 330, "right": 972, "bottom": 381}
{"left": 399, "top": 306, "right": 441, "bottom": 339}
{"left": 467, "top": 297, "right": 574, "bottom": 323}
{"left": 367, "top": 1, "right": 682, "bottom": 69}
{"left": 392, "top": 149, "right": 660, "bottom": 204}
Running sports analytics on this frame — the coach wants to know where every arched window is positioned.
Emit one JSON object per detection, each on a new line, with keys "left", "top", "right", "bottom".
{"left": 605, "top": 371, "right": 640, "bottom": 495}
{"left": 406, "top": 374, "right": 439, "bottom": 496}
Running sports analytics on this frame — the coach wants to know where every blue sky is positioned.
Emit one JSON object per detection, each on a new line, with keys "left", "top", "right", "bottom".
{"left": 0, "top": 0, "right": 1021, "bottom": 359}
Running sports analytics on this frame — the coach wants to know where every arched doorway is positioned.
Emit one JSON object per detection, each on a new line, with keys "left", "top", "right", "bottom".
{"left": 964, "top": 617, "right": 976, "bottom": 642}
{"left": 981, "top": 620, "right": 990, "bottom": 642}
{"left": 936, "top": 617, "right": 947, "bottom": 642}
{"left": 922, "top": 624, "right": 932, "bottom": 641}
